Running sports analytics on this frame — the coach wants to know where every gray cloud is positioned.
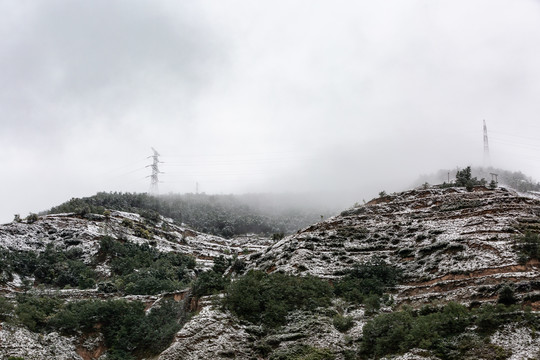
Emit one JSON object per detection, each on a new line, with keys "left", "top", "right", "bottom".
{"left": 2, "top": 0, "right": 540, "bottom": 222}
{"left": 0, "top": 0, "right": 223, "bottom": 144}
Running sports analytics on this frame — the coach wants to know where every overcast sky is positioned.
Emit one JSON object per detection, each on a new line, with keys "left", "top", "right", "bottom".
{"left": 2, "top": 0, "right": 540, "bottom": 223}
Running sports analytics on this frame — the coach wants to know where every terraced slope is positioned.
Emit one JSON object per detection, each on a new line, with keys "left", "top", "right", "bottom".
{"left": 0, "top": 211, "right": 271, "bottom": 360}
{"left": 2, "top": 186, "right": 540, "bottom": 360}
{"left": 0, "top": 210, "right": 270, "bottom": 277}
{"left": 251, "top": 186, "right": 540, "bottom": 307}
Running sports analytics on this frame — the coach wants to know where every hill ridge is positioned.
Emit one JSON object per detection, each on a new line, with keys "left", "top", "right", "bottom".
{"left": 250, "top": 185, "right": 540, "bottom": 307}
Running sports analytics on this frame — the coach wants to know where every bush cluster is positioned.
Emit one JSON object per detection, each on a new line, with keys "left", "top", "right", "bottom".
{"left": 439, "top": 166, "right": 487, "bottom": 191}
{"left": 99, "top": 236, "right": 196, "bottom": 295}
{"left": 0, "top": 297, "right": 14, "bottom": 321}
{"left": 454, "top": 166, "right": 486, "bottom": 191}
{"left": 220, "top": 258, "right": 401, "bottom": 328}
{"left": 1, "top": 237, "right": 196, "bottom": 295}
{"left": 191, "top": 253, "right": 248, "bottom": 299}
{"left": 360, "top": 302, "right": 537, "bottom": 359}
{"left": 26, "top": 213, "right": 39, "bottom": 223}
{"left": 14, "top": 295, "right": 184, "bottom": 360}
{"left": 334, "top": 257, "right": 401, "bottom": 304}
{"left": 15, "top": 294, "right": 63, "bottom": 332}
{"left": 332, "top": 313, "right": 354, "bottom": 332}
{"left": 515, "top": 232, "right": 540, "bottom": 264}
{"left": 192, "top": 270, "right": 230, "bottom": 297}
{"left": 269, "top": 345, "right": 335, "bottom": 360}
{"left": 48, "top": 192, "right": 330, "bottom": 238}
{"left": 223, "top": 270, "right": 333, "bottom": 327}
{"left": 0, "top": 245, "right": 96, "bottom": 289}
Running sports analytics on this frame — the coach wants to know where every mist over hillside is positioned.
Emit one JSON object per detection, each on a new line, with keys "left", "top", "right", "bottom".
{"left": 4, "top": 1, "right": 540, "bottom": 225}
{"left": 2, "top": 180, "right": 540, "bottom": 359}
{"left": 415, "top": 166, "right": 540, "bottom": 193}
{"left": 2, "top": 1, "right": 540, "bottom": 358}
{"left": 44, "top": 167, "right": 540, "bottom": 240}
{"left": 47, "top": 191, "right": 343, "bottom": 238}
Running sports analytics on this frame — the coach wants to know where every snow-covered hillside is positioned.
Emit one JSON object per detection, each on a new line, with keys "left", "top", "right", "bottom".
{"left": 1, "top": 185, "right": 539, "bottom": 359}
{"left": 251, "top": 186, "right": 540, "bottom": 307}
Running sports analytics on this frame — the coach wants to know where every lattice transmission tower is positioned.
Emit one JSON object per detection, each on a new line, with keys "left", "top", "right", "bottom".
{"left": 146, "top": 147, "right": 163, "bottom": 194}
{"left": 483, "top": 120, "right": 490, "bottom": 167}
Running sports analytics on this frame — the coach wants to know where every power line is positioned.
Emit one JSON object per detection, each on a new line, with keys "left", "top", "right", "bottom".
{"left": 490, "top": 138, "right": 540, "bottom": 151}
{"left": 490, "top": 130, "right": 540, "bottom": 142}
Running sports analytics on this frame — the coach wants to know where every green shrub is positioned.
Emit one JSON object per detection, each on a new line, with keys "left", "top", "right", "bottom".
{"left": 15, "top": 294, "right": 62, "bottom": 332}
{"left": 192, "top": 270, "right": 229, "bottom": 297}
{"left": 333, "top": 314, "right": 354, "bottom": 332}
{"left": 433, "top": 333, "right": 511, "bottom": 360}
{"left": 99, "top": 236, "right": 195, "bottom": 295}
{"left": 359, "top": 302, "right": 535, "bottom": 359}
{"left": 26, "top": 213, "right": 39, "bottom": 223}
{"left": 334, "top": 258, "right": 401, "bottom": 304}
{"left": 361, "top": 302, "right": 472, "bottom": 358}
{"left": 0, "top": 245, "right": 96, "bottom": 289}
{"left": 269, "top": 345, "right": 335, "bottom": 360}
{"left": 515, "top": 232, "right": 540, "bottom": 264}
{"left": 121, "top": 269, "right": 181, "bottom": 295}
{"left": 230, "top": 255, "right": 246, "bottom": 273}
{"left": 224, "top": 270, "right": 332, "bottom": 327}
{"left": 140, "top": 209, "right": 161, "bottom": 225}
{"left": 133, "top": 299, "right": 185, "bottom": 355}
{"left": 253, "top": 341, "right": 273, "bottom": 357}
{"left": 121, "top": 218, "right": 134, "bottom": 228}
{"left": 473, "top": 304, "right": 523, "bottom": 335}
{"left": 497, "top": 285, "right": 517, "bottom": 306}
{"left": 212, "top": 255, "right": 231, "bottom": 274}
{"left": 364, "top": 294, "right": 381, "bottom": 315}
{"left": 33, "top": 245, "right": 96, "bottom": 289}
{"left": 272, "top": 233, "right": 285, "bottom": 241}
{"left": 134, "top": 225, "right": 153, "bottom": 239}
{"left": 49, "top": 298, "right": 184, "bottom": 358}
{"left": 0, "top": 297, "right": 14, "bottom": 321}
{"left": 455, "top": 166, "right": 485, "bottom": 191}
{"left": 361, "top": 310, "right": 413, "bottom": 357}
{"left": 105, "top": 349, "right": 135, "bottom": 360}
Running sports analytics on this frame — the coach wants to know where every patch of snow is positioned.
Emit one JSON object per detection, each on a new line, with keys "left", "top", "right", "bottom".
{"left": 0, "top": 323, "right": 82, "bottom": 360}
{"left": 7, "top": 273, "right": 23, "bottom": 288}
{"left": 491, "top": 324, "right": 540, "bottom": 360}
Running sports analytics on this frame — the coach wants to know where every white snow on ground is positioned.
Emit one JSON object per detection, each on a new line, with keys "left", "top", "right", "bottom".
{"left": 250, "top": 186, "right": 540, "bottom": 305}
{"left": 2, "top": 187, "right": 540, "bottom": 359}
{"left": 491, "top": 324, "right": 540, "bottom": 360}
{"left": 0, "top": 211, "right": 273, "bottom": 273}
{"left": 382, "top": 350, "right": 440, "bottom": 360}
{"left": 0, "top": 323, "right": 82, "bottom": 360}
{"left": 158, "top": 305, "right": 255, "bottom": 360}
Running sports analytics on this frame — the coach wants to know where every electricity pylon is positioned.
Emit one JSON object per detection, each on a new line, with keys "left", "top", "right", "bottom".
{"left": 146, "top": 147, "right": 163, "bottom": 195}
{"left": 483, "top": 120, "right": 490, "bottom": 167}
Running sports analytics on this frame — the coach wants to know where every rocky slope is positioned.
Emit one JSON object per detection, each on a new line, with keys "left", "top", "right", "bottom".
{"left": 0, "top": 210, "right": 271, "bottom": 273}
{"left": 158, "top": 185, "right": 540, "bottom": 360}
{"left": 0, "top": 211, "right": 270, "bottom": 359}
{"left": 1, "top": 185, "right": 540, "bottom": 359}
{"left": 251, "top": 186, "right": 540, "bottom": 307}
